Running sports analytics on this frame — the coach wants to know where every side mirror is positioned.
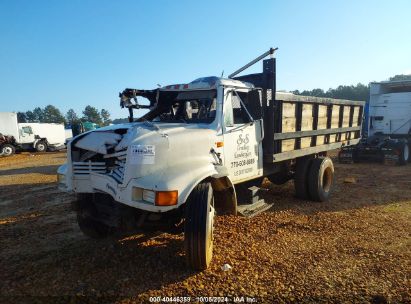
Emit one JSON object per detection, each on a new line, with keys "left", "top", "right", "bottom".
{"left": 248, "top": 90, "right": 262, "bottom": 120}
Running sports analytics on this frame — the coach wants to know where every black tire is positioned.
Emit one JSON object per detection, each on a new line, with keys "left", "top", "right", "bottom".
{"left": 294, "top": 156, "right": 313, "bottom": 200}
{"left": 76, "top": 196, "right": 110, "bottom": 239}
{"left": 307, "top": 157, "right": 334, "bottom": 202}
{"left": 337, "top": 151, "right": 344, "bottom": 163}
{"left": 184, "top": 182, "right": 215, "bottom": 270}
{"left": 398, "top": 143, "right": 409, "bottom": 166}
{"left": 352, "top": 150, "right": 361, "bottom": 163}
{"left": 35, "top": 141, "right": 48, "bottom": 152}
{"left": 376, "top": 150, "right": 385, "bottom": 164}
{"left": 1, "top": 144, "right": 15, "bottom": 157}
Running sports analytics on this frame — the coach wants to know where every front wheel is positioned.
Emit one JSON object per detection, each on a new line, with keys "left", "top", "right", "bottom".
{"left": 76, "top": 195, "right": 110, "bottom": 239}
{"left": 184, "top": 182, "right": 215, "bottom": 270}
{"left": 35, "top": 141, "right": 48, "bottom": 152}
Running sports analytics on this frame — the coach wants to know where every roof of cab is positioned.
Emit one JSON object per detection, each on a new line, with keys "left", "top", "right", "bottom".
{"left": 161, "top": 76, "right": 254, "bottom": 91}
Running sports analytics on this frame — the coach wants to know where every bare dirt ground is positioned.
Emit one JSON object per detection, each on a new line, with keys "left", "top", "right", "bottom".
{"left": 0, "top": 151, "right": 410, "bottom": 303}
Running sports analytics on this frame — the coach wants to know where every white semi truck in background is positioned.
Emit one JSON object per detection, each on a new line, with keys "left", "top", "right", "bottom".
{"left": 58, "top": 49, "right": 365, "bottom": 270}
{"left": 339, "top": 80, "right": 411, "bottom": 165}
{"left": 0, "top": 112, "right": 66, "bottom": 156}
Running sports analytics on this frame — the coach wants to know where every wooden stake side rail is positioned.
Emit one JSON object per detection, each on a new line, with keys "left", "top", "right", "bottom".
{"left": 264, "top": 94, "right": 365, "bottom": 163}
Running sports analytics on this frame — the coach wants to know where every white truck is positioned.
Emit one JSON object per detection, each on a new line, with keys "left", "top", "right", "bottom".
{"left": 0, "top": 112, "right": 66, "bottom": 156}
{"left": 339, "top": 80, "right": 411, "bottom": 165}
{"left": 58, "top": 49, "right": 365, "bottom": 270}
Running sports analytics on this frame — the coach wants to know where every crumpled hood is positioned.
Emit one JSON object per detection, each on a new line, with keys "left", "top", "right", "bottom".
{"left": 121, "top": 123, "right": 217, "bottom": 184}
{"left": 72, "top": 122, "right": 217, "bottom": 185}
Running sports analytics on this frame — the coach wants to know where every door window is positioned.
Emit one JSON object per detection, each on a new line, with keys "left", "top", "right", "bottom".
{"left": 22, "top": 126, "right": 33, "bottom": 134}
{"left": 225, "top": 91, "right": 252, "bottom": 127}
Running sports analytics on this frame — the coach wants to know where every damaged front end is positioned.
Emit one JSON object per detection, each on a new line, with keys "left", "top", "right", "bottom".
{"left": 60, "top": 124, "right": 184, "bottom": 233}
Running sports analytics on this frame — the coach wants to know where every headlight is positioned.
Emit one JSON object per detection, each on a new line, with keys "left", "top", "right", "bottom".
{"left": 132, "top": 187, "right": 155, "bottom": 204}
{"left": 132, "top": 187, "right": 178, "bottom": 206}
{"left": 142, "top": 189, "right": 155, "bottom": 203}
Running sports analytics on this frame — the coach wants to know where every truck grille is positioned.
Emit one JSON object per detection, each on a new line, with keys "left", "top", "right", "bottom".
{"left": 72, "top": 150, "right": 127, "bottom": 184}
{"left": 73, "top": 161, "right": 106, "bottom": 174}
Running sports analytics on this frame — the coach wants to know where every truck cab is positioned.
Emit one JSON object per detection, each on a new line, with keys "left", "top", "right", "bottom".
{"left": 59, "top": 77, "right": 263, "bottom": 213}
{"left": 18, "top": 125, "right": 35, "bottom": 144}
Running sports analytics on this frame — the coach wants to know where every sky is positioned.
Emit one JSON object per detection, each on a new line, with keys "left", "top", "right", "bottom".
{"left": 1, "top": 0, "right": 410, "bottom": 119}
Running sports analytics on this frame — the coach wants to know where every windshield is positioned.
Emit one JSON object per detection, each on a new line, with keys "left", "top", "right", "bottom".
{"left": 143, "top": 90, "right": 217, "bottom": 124}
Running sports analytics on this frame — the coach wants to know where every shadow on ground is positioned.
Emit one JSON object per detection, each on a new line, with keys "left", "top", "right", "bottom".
{"left": 0, "top": 165, "right": 61, "bottom": 176}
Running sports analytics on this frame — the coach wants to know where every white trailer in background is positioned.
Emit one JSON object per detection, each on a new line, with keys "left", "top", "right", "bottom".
{"left": 340, "top": 80, "right": 411, "bottom": 165}
{"left": 0, "top": 112, "right": 66, "bottom": 156}
{"left": 368, "top": 80, "right": 411, "bottom": 137}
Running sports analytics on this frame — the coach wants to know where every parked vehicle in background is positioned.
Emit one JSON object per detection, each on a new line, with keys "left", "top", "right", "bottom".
{"left": 339, "top": 80, "right": 411, "bottom": 165}
{"left": 58, "top": 48, "right": 365, "bottom": 270}
{"left": 0, "top": 112, "right": 66, "bottom": 155}
{"left": 67, "top": 121, "right": 100, "bottom": 138}
{"left": 0, "top": 133, "right": 17, "bottom": 157}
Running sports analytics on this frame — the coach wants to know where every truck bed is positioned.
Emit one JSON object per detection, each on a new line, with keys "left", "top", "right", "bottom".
{"left": 265, "top": 92, "right": 365, "bottom": 162}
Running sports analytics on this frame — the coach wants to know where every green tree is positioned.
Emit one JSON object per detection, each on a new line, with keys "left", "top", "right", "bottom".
{"left": 66, "top": 109, "right": 79, "bottom": 125}
{"left": 17, "top": 112, "right": 27, "bottom": 123}
{"left": 42, "top": 105, "right": 66, "bottom": 124}
{"left": 101, "top": 109, "right": 112, "bottom": 126}
{"left": 82, "top": 105, "right": 102, "bottom": 125}
{"left": 25, "top": 110, "right": 36, "bottom": 122}
{"left": 33, "top": 107, "right": 44, "bottom": 122}
{"left": 112, "top": 118, "right": 129, "bottom": 124}
{"left": 293, "top": 83, "right": 369, "bottom": 101}
{"left": 389, "top": 74, "right": 411, "bottom": 81}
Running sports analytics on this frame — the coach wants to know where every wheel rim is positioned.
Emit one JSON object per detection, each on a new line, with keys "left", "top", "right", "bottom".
{"left": 404, "top": 144, "right": 409, "bottom": 161}
{"left": 322, "top": 167, "right": 333, "bottom": 193}
{"left": 3, "top": 146, "right": 13, "bottom": 156}
{"left": 206, "top": 197, "right": 215, "bottom": 263}
{"left": 38, "top": 144, "right": 45, "bottom": 151}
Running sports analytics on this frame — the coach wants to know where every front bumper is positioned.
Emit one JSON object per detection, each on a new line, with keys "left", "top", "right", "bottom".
{"left": 68, "top": 172, "right": 179, "bottom": 213}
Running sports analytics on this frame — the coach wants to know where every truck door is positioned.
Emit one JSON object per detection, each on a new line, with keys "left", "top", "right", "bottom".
{"left": 222, "top": 89, "right": 263, "bottom": 183}
{"left": 19, "top": 126, "right": 35, "bottom": 144}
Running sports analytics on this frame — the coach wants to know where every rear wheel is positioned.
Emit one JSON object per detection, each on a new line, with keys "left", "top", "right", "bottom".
{"left": 294, "top": 156, "right": 313, "bottom": 200}
{"left": 352, "top": 150, "right": 361, "bottom": 163}
{"left": 35, "top": 141, "right": 48, "bottom": 152}
{"left": 184, "top": 182, "right": 215, "bottom": 270}
{"left": 1, "top": 144, "right": 15, "bottom": 157}
{"left": 307, "top": 157, "right": 334, "bottom": 202}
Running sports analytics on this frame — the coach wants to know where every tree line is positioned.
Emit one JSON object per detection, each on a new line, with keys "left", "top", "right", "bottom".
{"left": 17, "top": 105, "right": 112, "bottom": 127}
{"left": 292, "top": 74, "right": 411, "bottom": 100}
